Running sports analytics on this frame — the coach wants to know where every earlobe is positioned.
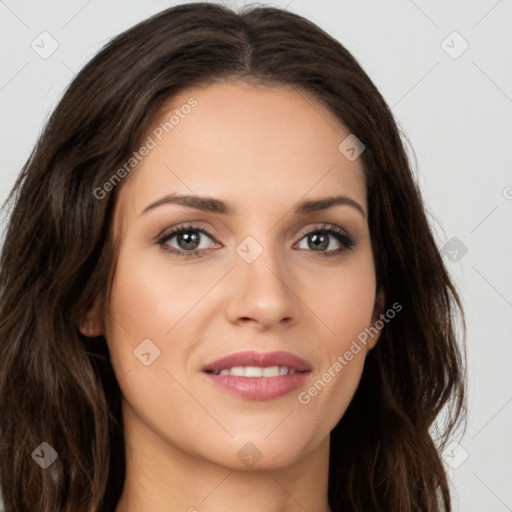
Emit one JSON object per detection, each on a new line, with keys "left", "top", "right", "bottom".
{"left": 368, "top": 288, "right": 386, "bottom": 351}
{"left": 375, "top": 288, "right": 385, "bottom": 317}
{"left": 78, "top": 295, "right": 104, "bottom": 338}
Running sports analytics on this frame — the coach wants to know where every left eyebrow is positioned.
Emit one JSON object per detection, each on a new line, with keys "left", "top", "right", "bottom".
{"left": 140, "top": 193, "right": 366, "bottom": 219}
{"left": 293, "top": 195, "right": 366, "bottom": 218}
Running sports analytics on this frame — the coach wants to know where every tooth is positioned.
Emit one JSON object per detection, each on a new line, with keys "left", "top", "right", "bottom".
{"left": 212, "top": 366, "right": 297, "bottom": 377}
{"left": 262, "top": 366, "right": 280, "bottom": 377}
{"left": 245, "top": 366, "right": 263, "bottom": 377}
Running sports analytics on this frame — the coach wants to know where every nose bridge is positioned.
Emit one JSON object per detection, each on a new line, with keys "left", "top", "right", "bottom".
{"left": 226, "top": 232, "right": 298, "bottom": 326}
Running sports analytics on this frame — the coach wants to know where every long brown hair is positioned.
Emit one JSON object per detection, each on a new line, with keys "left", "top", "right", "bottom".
{"left": 0, "top": 3, "right": 466, "bottom": 511}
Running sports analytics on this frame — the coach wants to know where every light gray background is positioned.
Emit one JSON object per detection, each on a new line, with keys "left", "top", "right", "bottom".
{"left": 1, "top": 1, "right": 511, "bottom": 511}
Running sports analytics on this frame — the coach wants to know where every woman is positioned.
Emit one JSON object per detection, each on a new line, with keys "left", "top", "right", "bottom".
{"left": 0, "top": 3, "right": 466, "bottom": 511}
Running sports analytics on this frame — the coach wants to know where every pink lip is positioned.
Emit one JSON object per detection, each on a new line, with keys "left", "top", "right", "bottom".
{"left": 202, "top": 350, "right": 312, "bottom": 401}
{"left": 202, "top": 350, "right": 312, "bottom": 373}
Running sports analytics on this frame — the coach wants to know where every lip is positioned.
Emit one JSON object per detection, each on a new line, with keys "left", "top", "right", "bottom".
{"left": 202, "top": 350, "right": 312, "bottom": 401}
{"left": 202, "top": 350, "right": 312, "bottom": 373}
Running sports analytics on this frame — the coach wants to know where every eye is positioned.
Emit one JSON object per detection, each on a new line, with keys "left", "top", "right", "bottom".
{"left": 157, "top": 224, "right": 219, "bottom": 259}
{"left": 156, "top": 223, "right": 356, "bottom": 259}
{"left": 295, "top": 224, "right": 356, "bottom": 257}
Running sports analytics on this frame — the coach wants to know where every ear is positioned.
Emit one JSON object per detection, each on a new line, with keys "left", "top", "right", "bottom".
{"left": 373, "top": 288, "right": 385, "bottom": 319}
{"left": 367, "top": 288, "right": 386, "bottom": 351}
{"left": 78, "top": 295, "right": 104, "bottom": 338}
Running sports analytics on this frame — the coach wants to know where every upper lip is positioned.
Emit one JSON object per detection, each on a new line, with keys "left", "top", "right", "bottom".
{"left": 202, "top": 350, "right": 312, "bottom": 373}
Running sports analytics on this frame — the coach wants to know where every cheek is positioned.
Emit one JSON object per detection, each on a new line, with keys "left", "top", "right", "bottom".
{"left": 106, "top": 249, "right": 209, "bottom": 343}
{"left": 295, "top": 254, "right": 377, "bottom": 423}
{"left": 103, "top": 246, "right": 225, "bottom": 413}
{"left": 306, "top": 255, "right": 377, "bottom": 351}
{"left": 103, "top": 256, "right": 212, "bottom": 456}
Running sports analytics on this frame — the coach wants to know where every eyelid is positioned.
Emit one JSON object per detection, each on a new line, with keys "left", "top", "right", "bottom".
{"left": 156, "top": 222, "right": 356, "bottom": 258}
{"left": 155, "top": 223, "right": 220, "bottom": 248}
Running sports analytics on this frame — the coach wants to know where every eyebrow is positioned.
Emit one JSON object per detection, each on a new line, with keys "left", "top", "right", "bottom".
{"left": 141, "top": 193, "right": 366, "bottom": 218}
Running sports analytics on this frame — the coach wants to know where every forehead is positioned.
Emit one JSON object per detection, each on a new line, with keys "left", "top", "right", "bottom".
{"left": 115, "top": 80, "right": 366, "bottom": 223}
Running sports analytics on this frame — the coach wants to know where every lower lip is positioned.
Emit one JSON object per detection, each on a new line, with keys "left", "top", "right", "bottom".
{"left": 203, "top": 372, "right": 311, "bottom": 400}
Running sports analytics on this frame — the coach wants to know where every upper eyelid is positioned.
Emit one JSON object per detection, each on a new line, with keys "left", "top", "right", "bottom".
{"left": 158, "top": 223, "right": 352, "bottom": 246}
{"left": 158, "top": 224, "right": 218, "bottom": 242}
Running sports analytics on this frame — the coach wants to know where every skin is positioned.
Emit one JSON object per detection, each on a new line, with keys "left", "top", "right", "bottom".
{"left": 81, "top": 80, "right": 383, "bottom": 512}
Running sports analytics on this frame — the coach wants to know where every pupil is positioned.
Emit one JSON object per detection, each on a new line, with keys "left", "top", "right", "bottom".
{"left": 310, "top": 233, "right": 328, "bottom": 251}
{"left": 176, "top": 231, "right": 329, "bottom": 252}
{"left": 178, "top": 232, "right": 199, "bottom": 250}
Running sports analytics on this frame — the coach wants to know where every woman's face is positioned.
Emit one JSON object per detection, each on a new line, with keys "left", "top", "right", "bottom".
{"left": 95, "top": 80, "right": 382, "bottom": 470}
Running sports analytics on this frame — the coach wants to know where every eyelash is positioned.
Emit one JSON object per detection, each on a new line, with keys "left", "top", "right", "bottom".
{"left": 156, "top": 223, "right": 356, "bottom": 259}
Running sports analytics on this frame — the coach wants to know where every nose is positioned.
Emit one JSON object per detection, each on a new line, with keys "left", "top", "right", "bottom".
{"left": 225, "top": 241, "right": 299, "bottom": 329}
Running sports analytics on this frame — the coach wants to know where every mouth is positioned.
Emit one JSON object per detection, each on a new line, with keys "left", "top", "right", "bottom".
{"left": 208, "top": 365, "right": 300, "bottom": 377}
{"left": 202, "top": 350, "right": 312, "bottom": 401}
